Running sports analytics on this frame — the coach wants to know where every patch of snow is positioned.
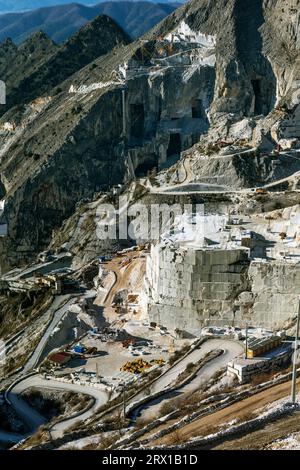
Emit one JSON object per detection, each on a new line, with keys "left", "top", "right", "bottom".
{"left": 59, "top": 433, "right": 105, "bottom": 450}
{"left": 208, "top": 373, "right": 235, "bottom": 393}
{"left": 258, "top": 392, "right": 300, "bottom": 419}
{"left": 1, "top": 122, "right": 15, "bottom": 131}
{"left": 219, "top": 418, "right": 239, "bottom": 429}
{"left": 268, "top": 432, "right": 300, "bottom": 450}
{"left": 69, "top": 80, "right": 123, "bottom": 95}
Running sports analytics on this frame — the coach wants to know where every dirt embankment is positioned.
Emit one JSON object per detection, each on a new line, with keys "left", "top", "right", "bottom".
{"left": 150, "top": 377, "right": 300, "bottom": 447}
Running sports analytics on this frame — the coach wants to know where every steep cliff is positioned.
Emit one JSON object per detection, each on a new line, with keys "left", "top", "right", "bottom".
{"left": 0, "top": 32, "right": 57, "bottom": 90}
{"left": 0, "top": 14, "right": 130, "bottom": 114}
{"left": 1, "top": 0, "right": 300, "bottom": 274}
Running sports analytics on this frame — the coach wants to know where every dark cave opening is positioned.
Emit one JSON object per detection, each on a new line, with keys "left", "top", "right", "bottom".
{"left": 191, "top": 98, "right": 206, "bottom": 119}
{"left": 251, "top": 79, "right": 263, "bottom": 115}
{"left": 167, "top": 133, "right": 181, "bottom": 158}
{"left": 135, "top": 155, "right": 158, "bottom": 177}
{"left": 130, "top": 103, "right": 145, "bottom": 138}
{"left": 158, "top": 101, "right": 162, "bottom": 121}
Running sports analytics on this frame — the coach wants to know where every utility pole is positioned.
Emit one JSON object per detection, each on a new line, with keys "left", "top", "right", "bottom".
{"left": 245, "top": 323, "right": 248, "bottom": 360}
{"left": 123, "top": 381, "right": 126, "bottom": 422}
{"left": 122, "top": 89, "right": 126, "bottom": 138}
{"left": 228, "top": 206, "right": 231, "bottom": 225}
{"left": 291, "top": 299, "right": 300, "bottom": 403}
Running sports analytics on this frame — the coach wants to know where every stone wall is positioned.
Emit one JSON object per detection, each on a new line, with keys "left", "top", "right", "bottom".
{"left": 144, "top": 244, "right": 250, "bottom": 334}
{"left": 227, "top": 346, "right": 292, "bottom": 383}
{"left": 247, "top": 261, "right": 300, "bottom": 329}
{"left": 144, "top": 244, "right": 300, "bottom": 333}
{"left": 278, "top": 104, "right": 300, "bottom": 139}
{"left": 124, "top": 51, "right": 215, "bottom": 174}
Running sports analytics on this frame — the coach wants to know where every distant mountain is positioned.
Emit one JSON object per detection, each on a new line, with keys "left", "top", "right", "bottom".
{"left": 0, "top": 1, "right": 97, "bottom": 13}
{"left": 1, "top": 14, "right": 130, "bottom": 114}
{"left": 0, "top": 0, "right": 88, "bottom": 13}
{"left": 0, "top": 0, "right": 182, "bottom": 14}
{"left": 0, "top": 1, "right": 179, "bottom": 43}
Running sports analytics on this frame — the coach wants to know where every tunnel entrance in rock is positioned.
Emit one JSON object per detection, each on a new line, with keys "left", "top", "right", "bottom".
{"left": 135, "top": 155, "right": 158, "bottom": 177}
{"left": 191, "top": 99, "right": 205, "bottom": 119}
{"left": 158, "top": 101, "right": 162, "bottom": 121}
{"left": 251, "top": 79, "right": 263, "bottom": 115}
{"left": 167, "top": 133, "right": 181, "bottom": 157}
{"left": 130, "top": 103, "right": 144, "bottom": 138}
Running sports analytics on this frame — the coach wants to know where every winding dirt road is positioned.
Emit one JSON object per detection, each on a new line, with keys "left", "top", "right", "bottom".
{"left": 150, "top": 376, "right": 300, "bottom": 447}
{"left": 8, "top": 375, "right": 109, "bottom": 439}
{"left": 132, "top": 339, "right": 243, "bottom": 421}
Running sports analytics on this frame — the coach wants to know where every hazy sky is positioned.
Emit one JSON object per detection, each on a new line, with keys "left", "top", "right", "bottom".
{"left": 0, "top": 0, "right": 179, "bottom": 13}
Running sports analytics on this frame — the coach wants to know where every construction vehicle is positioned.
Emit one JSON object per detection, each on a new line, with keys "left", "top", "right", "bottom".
{"left": 255, "top": 188, "right": 268, "bottom": 195}
{"left": 122, "top": 339, "right": 135, "bottom": 348}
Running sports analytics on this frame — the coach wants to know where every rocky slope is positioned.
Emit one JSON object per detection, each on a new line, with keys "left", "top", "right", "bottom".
{"left": 0, "top": 14, "right": 130, "bottom": 114}
{"left": 0, "top": 2, "right": 178, "bottom": 44}
{"left": 0, "top": 32, "right": 57, "bottom": 91}
{"left": 1, "top": 0, "right": 300, "bottom": 274}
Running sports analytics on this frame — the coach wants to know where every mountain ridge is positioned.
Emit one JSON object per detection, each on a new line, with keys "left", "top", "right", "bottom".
{"left": 0, "top": 0, "right": 181, "bottom": 14}
{"left": 0, "top": 1, "right": 179, "bottom": 44}
{"left": 0, "top": 13, "right": 130, "bottom": 114}
{"left": 0, "top": 0, "right": 300, "bottom": 274}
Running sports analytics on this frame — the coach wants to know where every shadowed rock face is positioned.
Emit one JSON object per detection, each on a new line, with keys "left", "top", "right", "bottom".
{"left": 151, "top": 0, "right": 300, "bottom": 114}
{"left": 0, "top": 14, "right": 130, "bottom": 115}
{"left": 216, "top": 0, "right": 277, "bottom": 116}
{"left": 0, "top": 88, "right": 126, "bottom": 272}
{"left": 147, "top": 0, "right": 278, "bottom": 116}
{"left": 1, "top": 0, "right": 300, "bottom": 273}
{"left": 0, "top": 33, "right": 57, "bottom": 91}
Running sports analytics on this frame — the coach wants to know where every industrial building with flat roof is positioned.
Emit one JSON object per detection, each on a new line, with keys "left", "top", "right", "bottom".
{"left": 247, "top": 336, "right": 282, "bottom": 358}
